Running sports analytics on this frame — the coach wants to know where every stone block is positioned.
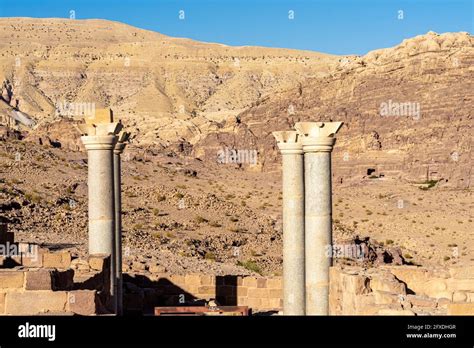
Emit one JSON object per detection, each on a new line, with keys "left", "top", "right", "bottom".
{"left": 248, "top": 288, "right": 268, "bottom": 299}
{"left": 71, "top": 258, "right": 90, "bottom": 271}
{"left": 268, "top": 288, "right": 282, "bottom": 298}
{"left": 453, "top": 291, "right": 468, "bottom": 302}
{"left": 236, "top": 287, "right": 248, "bottom": 297}
{"left": 85, "top": 108, "right": 113, "bottom": 125}
{"left": 242, "top": 277, "right": 258, "bottom": 288}
{"left": 5, "top": 291, "right": 68, "bottom": 315}
{"left": 25, "top": 269, "right": 74, "bottom": 290}
{"left": 437, "top": 298, "right": 451, "bottom": 309}
{"left": 447, "top": 279, "right": 474, "bottom": 292}
{"left": 0, "top": 269, "right": 25, "bottom": 289}
{"left": 341, "top": 290, "right": 374, "bottom": 315}
{"left": 268, "top": 298, "right": 282, "bottom": 309}
{"left": 21, "top": 251, "right": 44, "bottom": 268}
{"left": 407, "top": 294, "right": 437, "bottom": 308}
{"left": 389, "top": 266, "right": 432, "bottom": 293}
{"left": 422, "top": 279, "right": 449, "bottom": 298}
{"left": 330, "top": 265, "right": 344, "bottom": 277}
{"left": 183, "top": 285, "right": 199, "bottom": 295}
{"left": 447, "top": 303, "right": 474, "bottom": 315}
{"left": 197, "top": 285, "right": 215, "bottom": 295}
{"left": 88, "top": 254, "right": 109, "bottom": 272}
{"left": 185, "top": 274, "right": 201, "bottom": 286}
{"left": 43, "top": 252, "right": 71, "bottom": 269}
{"left": 260, "top": 298, "right": 271, "bottom": 308}
{"left": 466, "top": 293, "right": 474, "bottom": 302}
{"left": 432, "top": 291, "right": 452, "bottom": 300}
{"left": 358, "top": 305, "right": 381, "bottom": 315}
{"left": 449, "top": 266, "right": 474, "bottom": 279}
{"left": 353, "top": 294, "right": 378, "bottom": 315}
{"left": 67, "top": 290, "right": 100, "bottom": 315}
{"left": 237, "top": 297, "right": 248, "bottom": 306}
{"left": 329, "top": 292, "right": 342, "bottom": 315}
{"left": 266, "top": 278, "right": 282, "bottom": 289}
{"left": 0, "top": 292, "right": 5, "bottom": 314}
{"left": 170, "top": 274, "right": 185, "bottom": 286}
{"left": 342, "top": 273, "right": 371, "bottom": 295}
{"left": 451, "top": 291, "right": 474, "bottom": 303}
{"left": 25, "top": 270, "right": 54, "bottom": 290}
{"left": 200, "top": 275, "right": 215, "bottom": 285}
{"left": 374, "top": 291, "right": 400, "bottom": 305}
{"left": 256, "top": 278, "right": 267, "bottom": 288}
{"left": 370, "top": 277, "right": 406, "bottom": 295}
{"left": 246, "top": 298, "right": 261, "bottom": 308}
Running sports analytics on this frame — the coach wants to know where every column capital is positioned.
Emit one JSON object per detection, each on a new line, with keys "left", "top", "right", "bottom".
{"left": 294, "top": 121, "right": 343, "bottom": 153}
{"left": 114, "top": 131, "right": 130, "bottom": 155}
{"left": 272, "top": 131, "right": 303, "bottom": 155}
{"left": 76, "top": 122, "right": 123, "bottom": 137}
{"left": 81, "top": 135, "right": 118, "bottom": 151}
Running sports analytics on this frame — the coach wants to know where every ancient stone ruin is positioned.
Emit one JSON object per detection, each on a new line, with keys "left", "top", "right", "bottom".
{"left": 273, "top": 121, "right": 343, "bottom": 315}
{"left": 0, "top": 114, "right": 473, "bottom": 316}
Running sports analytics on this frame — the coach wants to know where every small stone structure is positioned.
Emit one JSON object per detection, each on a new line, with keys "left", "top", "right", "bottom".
{"left": 0, "top": 226, "right": 111, "bottom": 315}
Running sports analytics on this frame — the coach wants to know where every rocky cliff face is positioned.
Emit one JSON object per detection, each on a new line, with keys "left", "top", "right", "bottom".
{"left": 0, "top": 18, "right": 334, "bottom": 144}
{"left": 0, "top": 19, "right": 472, "bottom": 187}
{"left": 196, "top": 32, "right": 473, "bottom": 187}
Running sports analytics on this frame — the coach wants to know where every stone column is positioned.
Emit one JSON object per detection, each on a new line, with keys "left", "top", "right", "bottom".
{"left": 82, "top": 134, "right": 118, "bottom": 255}
{"left": 273, "top": 131, "right": 305, "bottom": 315}
{"left": 78, "top": 114, "right": 123, "bottom": 314}
{"left": 295, "top": 121, "right": 343, "bottom": 315}
{"left": 113, "top": 131, "right": 129, "bottom": 316}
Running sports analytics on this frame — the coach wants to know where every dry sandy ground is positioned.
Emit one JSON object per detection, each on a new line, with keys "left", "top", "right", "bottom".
{"left": 1, "top": 135, "right": 472, "bottom": 276}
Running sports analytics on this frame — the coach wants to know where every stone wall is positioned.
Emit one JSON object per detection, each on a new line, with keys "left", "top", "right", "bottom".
{"left": 329, "top": 265, "right": 474, "bottom": 315}
{"left": 1, "top": 225, "right": 474, "bottom": 315}
{"left": 124, "top": 273, "right": 282, "bottom": 313}
{"left": 126, "top": 266, "right": 474, "bottom": 315}
{"left": 0, "top": 227, "right": 110, "bottom": 315}
{"left": 0, "top": 256, "right": 108, "bottom": 315}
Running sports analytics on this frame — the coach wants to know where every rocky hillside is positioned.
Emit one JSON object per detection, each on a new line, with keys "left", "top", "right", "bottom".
{"left": 196, "top": 31, "right": 473, "bottom": 188}
{"left": 0, "top": 19, "right": 472, "bottom": 188}
{"left": 0, "top": 17, "right": 335, "bottom": 145}
{"left": 0, "top": 20, "right": 473, "bottom": 274}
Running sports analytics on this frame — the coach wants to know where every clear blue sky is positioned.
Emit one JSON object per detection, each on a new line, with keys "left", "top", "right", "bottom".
{"left": 0, "top": 0, "right": 472, "bottom": 55}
